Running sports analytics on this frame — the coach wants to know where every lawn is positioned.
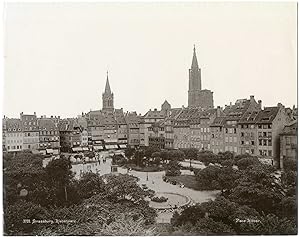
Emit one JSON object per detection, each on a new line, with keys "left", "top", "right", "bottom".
{"left": 165, "top": 175, "right": 201, "bottom": 191}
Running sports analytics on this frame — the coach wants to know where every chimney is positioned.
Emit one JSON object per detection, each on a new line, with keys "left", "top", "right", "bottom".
{"left": 250, "top": 95, "right": 254, "bottom": 101}
{"left": 154, "top": 108, "right": 157, "bottom": 111}
{"left": 216, "top": 106, "right": 222, "bottom": 117}
{"left": 51, "top": 116, "right": 53, "bottom": 118}
{"left": 258, "top": 100, "right": 262, "bottom": 110}
{"left": 230, "top": 102, "right": 232, "bottom": 107}
{"left": 34, "top": 112, "right": 36, "bottom": 115}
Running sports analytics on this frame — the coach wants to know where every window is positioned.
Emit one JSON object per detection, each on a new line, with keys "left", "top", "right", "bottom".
{"left": 250, "top": 149, "right": 254, "bottom": 154}
{"left": 251, "top": 141, "right": 255, "bottom": 145}
{"left": 234, "top": 128, "right": 237, "bottom": 134}
{"left": 229, "top": 137, "right": 233, "bottom": 143}
{"left": 268, "top": 124, "right": 272, "bottom": 129}
{"left": 286, "top": 137, "right": 291, "bottom": 145}
{"left": 259, "top": 139, "right": 262, "bottom": 146}
{"left": 263, "top": 140, "right": 267, "bottom": 146}
{"left": 268, "top": 150, "right": 272, "bottom": 156}
{"left": 241, "top": 141, "right": 244, "bottom": 145}
{"left": 225, "top": 137, "right": 228, "bottom": 142}
{"left": 263, "top": 132, "right": 267, "bottom": 137}
{"left": 233, "top": 137, "right": 237, "bottom": 143}
{"left": 225, "top": 128, "right": 228, "bottom": 133}
{"left": 258, "top": 125, "right": 262, "bottom": 129}
{"left": 268, "top": 139, "right": 272, "bottom": 146}
{"left": 241, "top": 132, "right": 244, "bottom": 137}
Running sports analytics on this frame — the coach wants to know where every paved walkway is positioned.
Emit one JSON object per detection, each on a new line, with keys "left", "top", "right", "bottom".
{"left": 70, "top": 152, "right": 218, "bottom": 223}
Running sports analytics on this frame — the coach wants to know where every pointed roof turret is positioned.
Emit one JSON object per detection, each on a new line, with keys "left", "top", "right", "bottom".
{"left": 191, "top": 44, "right": 199, "bottom": 69}
{"left": 104, "top": 71, "right": 112, "bottom": 94}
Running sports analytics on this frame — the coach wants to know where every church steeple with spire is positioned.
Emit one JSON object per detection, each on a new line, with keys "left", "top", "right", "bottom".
{"left": 187, "top": 45, "right": 213, "bottom": 109}
{"left": 188, "top": 45, "right": 202, "bottom": 107}
{"left": 102, "top": 71, "right": 114, "bottom": 112}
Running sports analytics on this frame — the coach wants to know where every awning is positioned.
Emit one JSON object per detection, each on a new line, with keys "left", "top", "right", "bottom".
{"left": 72, "top": 147, "right": 83, "bottom": 152}
{"left": 46, "top": 149, "right": 53, "bottom": 154}
{"left": 119, "top": 144, "right": 127, "bottom": 149}
{"left": 105, "top": 145, "right": 118, "bottom": 149}
{"left": 94, "top": 146, "right": 103, "bottom": 150}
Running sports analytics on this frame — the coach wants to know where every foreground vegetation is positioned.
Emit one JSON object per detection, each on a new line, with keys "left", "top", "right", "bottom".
{"left": 3, "top": 152, "right": 156, "bottom": 236}
{"left": 4, "top": 147, "right": 297, "bottom": 235}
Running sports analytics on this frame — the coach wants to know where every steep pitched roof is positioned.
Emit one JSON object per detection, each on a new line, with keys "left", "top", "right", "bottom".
{"left": 143, "top": 109, "right": 165, "bottom": 119}
{"left": 255, "top": 107, "right": 280, "bottom": 124}
{"left": 280, "top": 121, "right": 297, "bottom": 135}
{"left": 4, "top": 118, "right": 23, "bottom": 131}
{"left": 104, "top": 72, "right": 112, "bottom": 94}
{"left": 38, "top": 118, "right": 58, "bottom": 131}
{"left": 191, "top": 45, "right": 199, "bottom": 69}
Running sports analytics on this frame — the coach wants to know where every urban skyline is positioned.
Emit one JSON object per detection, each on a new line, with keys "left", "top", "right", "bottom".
{"left": 3, "top": 2, "right": 297, "bottom": 118}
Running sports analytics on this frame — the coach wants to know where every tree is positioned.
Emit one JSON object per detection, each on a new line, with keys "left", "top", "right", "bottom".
{"left": 218, "top": 151, "right": 234, "bottom": 161}
{"left": 100, "top": 215, "right": 157, "bottom": 236}
{"left": 165, "top": 160, "right": 181, "bottom": 176}
{"left": 76, "top": 172, "right": 106, "bottom": 200}
{"left": 283, "top": 159, "right": 297, "bottom": 172}
{"left": 197, "top": 151, "right": 219, "bottom": 166}
{"left": 4, "top": 200, "right": 51, "bottom": 235}
{"left": 217, "top": 166, "right": 240, "bottom": 193}
{"left": 133, "top": 149, "right": 145, "bottom": 167}
{"left": 101, "top": 174, "right": 154, "bottom": 203}
{"left": 228, "top": 164, "right": 283, "bottom": 214}
{"left": 3, "top": 152, "right": 46, "bottom": 206}
{"left": 45, "top": 156, "right": 78, "bottom": 206}
{"left": 183, "top": 148, "right": 198, "bottom": 160}
{"left": 238, "top": 213, "right": 297, "bottom": 235}
{"left": 236, "top": 157, "right": 260, "bottom": 170}
{"left": 124, "top": 148, "right": 135, "bottom": 159}
{"left": 195, "top": 165, "right": 221, "bottom": 190}
{"left": 168, "top": 149, "right": 185, "bottom": 161}
{"left": 144, "top": 146, "right": 160, "bottom": 159}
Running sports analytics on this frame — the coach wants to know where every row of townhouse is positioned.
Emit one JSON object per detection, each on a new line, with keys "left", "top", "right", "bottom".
{"left": 3, "top": 113, "right": 61, "bottom": 155}
{"left": 140, "top": 96, "right": 296, "bottom": 169}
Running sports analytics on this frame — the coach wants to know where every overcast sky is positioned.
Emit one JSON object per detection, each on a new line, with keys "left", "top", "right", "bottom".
{"left": 3, "top": 2, "right": 297, "bottom": 118}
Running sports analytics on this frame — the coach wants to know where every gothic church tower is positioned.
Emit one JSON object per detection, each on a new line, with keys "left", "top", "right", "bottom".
{"left": 188, "top": 45, "right": 214, "bottom": 109}
{"left": 102, "top": 71, "right": 114, "bottom": 112}
{"left": 188, "top": 45, "right": 202, "bottom": 107}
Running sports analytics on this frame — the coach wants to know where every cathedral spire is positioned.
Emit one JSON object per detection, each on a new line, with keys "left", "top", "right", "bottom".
{"left": 191, "top": 45, "right": 199, "bottom": 69}
{"left": 102, "top": 71, "right": 114, "bottom": 112}
{"left": 104, "top": 71, "right": 111, "bottom": 94}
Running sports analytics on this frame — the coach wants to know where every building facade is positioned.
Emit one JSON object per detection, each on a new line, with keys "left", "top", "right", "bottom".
{"left": 280, "top": 121, "right": 297, "bottom": 169}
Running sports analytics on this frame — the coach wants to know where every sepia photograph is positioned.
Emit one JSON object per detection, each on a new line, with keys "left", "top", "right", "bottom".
{"left": 1, "top": 1, "right": 298, "bottom": 236}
